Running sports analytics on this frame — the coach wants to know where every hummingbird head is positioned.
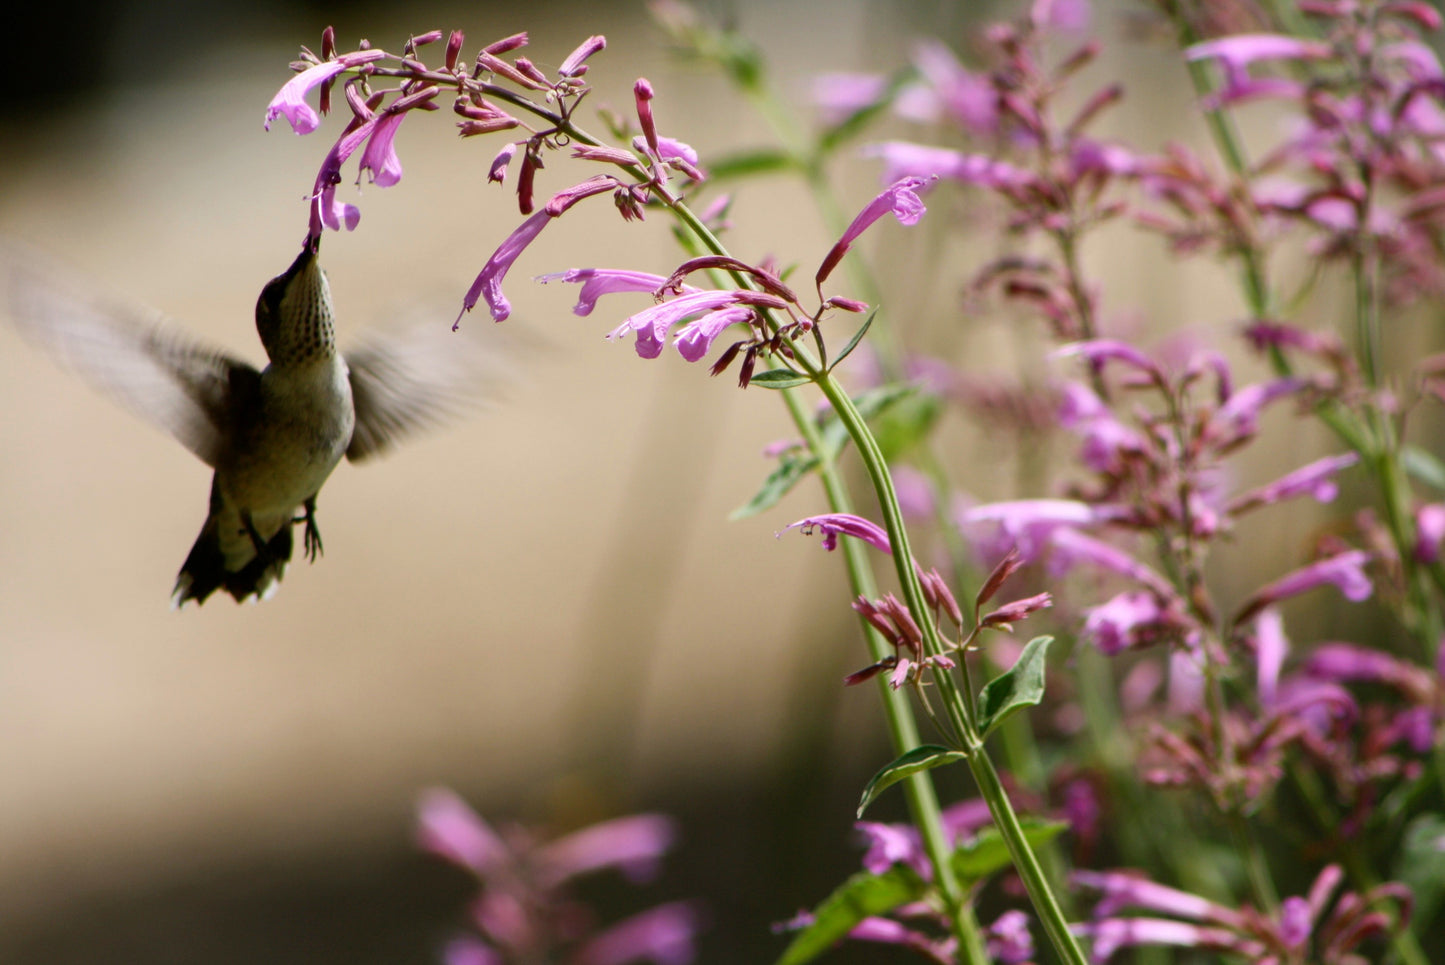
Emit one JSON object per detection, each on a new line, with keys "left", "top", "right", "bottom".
{"left": 255, "top": 236, "right": 335, "bottom": 366}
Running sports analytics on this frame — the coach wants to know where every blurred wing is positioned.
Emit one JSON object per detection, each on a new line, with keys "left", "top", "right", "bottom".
{"left": 4, "top": 247, "right": 258, "bottom": 468}
{"left": 345, "top": 319, "right": 515, "bottom": 462}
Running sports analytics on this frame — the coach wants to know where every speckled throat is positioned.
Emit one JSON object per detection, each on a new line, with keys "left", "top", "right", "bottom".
{"left": 254, "top": 242, "right": 336, "bottom": 367}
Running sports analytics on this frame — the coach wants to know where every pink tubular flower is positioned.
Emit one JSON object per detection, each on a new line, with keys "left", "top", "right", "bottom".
{"left": 1049, "top": 529, "right": 1175, "bottom": 597}
{"left": 457, "top": 210, "right": 552, "bottom": 324}
{"left": 864, "top": 142, "right": 1027, "bottom": 191}
{"left": 1081, "top": 591, "right": 1164, "bottom": 655}
{"left": 811, "top": 72, "right": 889, "bottom": 123}
{"left": 1237, "top": 550, "right": 1373, "bottom": 622}
{"left": 1226, "top": 453, "right": 1359, "bottom": 515}
{"left": 535, "top": 814, "right": 676, "bottom": 886}
{"left": 558, "top": 34, "right": 607, "bottom": 78}
{"left": 1416, "top": 503, "right": 1445, "bottom": 563}
{"left": 416, "top": 787, "right": 508, "bottom": 874}
{"left": 358, "top": 111, "right": 407, "bottom": 187}
{"left": 1185, "top": 33, "right": 1333, "bottom": 71}
{"left": 265, "top": 49, "right": 387, "bottom": 133}
{"left": 816, "top": 176, "right": 935, "bottom": 288}
{"left": 537, "top": 269, "right": 678, "bottom": 315}
{"left": 572, "top": 901, "right": 701, "bottom": 965}
{"left": 785, "top": 513, "right": 892, "bottom": 554}
{"left": 607, "top": 290, "right": 758, "bottom": 359}
{"left": 958, "top": 498, "right": 1109, "bottom": 562}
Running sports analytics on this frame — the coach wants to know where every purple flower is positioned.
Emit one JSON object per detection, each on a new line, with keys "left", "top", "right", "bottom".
{"left": 958, "top": 498, "right": 1109, "bottom": 562}
{"left": 265, "top": 60, "right": 349, "bottom": 134}
{"left": 606, "top": 290, "right": 770, "bottom": 360}
{"left": 1237, "top": 550, "right": 1373, "bottom": 622}
{"left": 1254, "top": 608, "right": 1288, "bottom": 707}
{"left": 864, "top": 143, "right": 1028, "bottom": 191}
{"left": 785, "top": 513, "right": 892, "bottom": 554}
{"left": 457, "top": 210, "right": 552, "bottom": 325}
{"left": 1077, "top": 918, "right": 1254, "bottom": 961}
{"left": 1055, "top": 339, "right": 1162, "bottom": 382}
{"left": 1081, "top": 590, "right": 1163, "bottom": 655}
{"left": 986, "top": 909, "right": 1035, "bottom": 964}
{"left": 416, "top": 787, "right": 508, "bottom": 874}
{"left": 535, "top": 814, "right": 676, "bottom": 886}
{"left": 908, "top": 40, "right": 999, "bottom": 133}
{"left": 573, "top": 901, "right": 701, "bottom": 965}
{"left": 856, "top": 820, "right": 928, "bottom": 877}
{"left": 1074, "top": 869, "right": 1246, "bottom": 927}
{"left": 816, "top": 176, "right": 935, "bottom": 288}
{"left": 1185, "top": 33, "right": 1333, "bottom": 71}
{"left": 443, "top": 936, "right": 504, "bottom": 965}
{"left": 537, "top": 269, "right": 682, "bottom": 316}
{"left": 1226, "top": 453, "right": 1359, "bottom": 515}
{"left": 1416, "top": 502, "right": 1445, "bottom": 562}
{"left": 1049, "top": 529, "right": 1175, "bottom": 597}
{"left": 811, "top": 72, "right": 888, "bottom": 124}
{"left": 358, "top": 111, "right": 406, "bottom": 187}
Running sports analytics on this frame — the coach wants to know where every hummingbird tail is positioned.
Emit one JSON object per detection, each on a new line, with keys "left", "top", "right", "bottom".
{"left": 171, "top": 516, "right": 294, "bottom": 607}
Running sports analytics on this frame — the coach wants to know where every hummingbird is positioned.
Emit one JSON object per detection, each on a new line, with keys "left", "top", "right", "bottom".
{"left": 5, "top": 236, "right": 498, "bottom": 606}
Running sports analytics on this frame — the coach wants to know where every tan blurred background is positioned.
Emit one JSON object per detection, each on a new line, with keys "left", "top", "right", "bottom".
{"left": 0, "top": 1, "right": 1360, "bottom": 962}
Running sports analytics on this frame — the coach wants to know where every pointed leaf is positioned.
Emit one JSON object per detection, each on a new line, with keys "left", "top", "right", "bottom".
{"left": 750, "top": 369, "right": 815, "bottom": 390}
{"left": 828, "top": 311, "right": 876, "bottom": 373}
{"left": 1403, "top": 446, "right": 1445, "bottom": 492}
{"left": 709, "top": 147, "right": 799, "bottom": 180}
{"left": 773, "top": 865, "right": 927, "bottom": 965}
{"left": 1397, "top": 814, "right": 1445, "bottom": 937}
{"left": 857, "top": 744, "right": 969, "bottom": 818}
{"left": 976, "top": 635, "right": 1053, "bottom": 738}
{"left": 953, "top": 819, "right": 1068, "bottom": 883}
{"left": 732, "top": 453, "right": 818, "bottom": 519}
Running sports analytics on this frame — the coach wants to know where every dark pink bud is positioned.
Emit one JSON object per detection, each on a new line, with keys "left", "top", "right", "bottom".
{"left": 412, "top": 30, "right": 444, "bottom": 46}
{"left": 825, "top": 296, "right": 869, "bottom": 313}
{"left": 477, "top": 51, "right": 550, "bottom": 90}
{"left": 484, "top": 32, "right": 528, "bottom": 55}
{"left": 445, "top": 30, "right": 465, "bottom": 71}
{"left": 980, "top": 592, "right": 1054, "bottom": 630}
{"left": 321, "top": 26, "right": 336, "bottom": 60}
{"left": 976, "top": 547, "right": 1024, "bottom": 610}
{"left": 488, "top": 143, "right": 517, "bottom": 184}
{"left": 559, "top": 35, "right": 606, "bottom": 77}
{"left": 634, "top": 78, "right": 659, "bottom": 156}
{"left": 513, "top": 57, "right": 549, "bottom": 87}
{"left": 545, "top": 174, "right": 621, "bottom": 216}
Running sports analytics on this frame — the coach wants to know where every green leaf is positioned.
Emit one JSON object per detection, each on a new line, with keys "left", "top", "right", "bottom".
{"left": 976, "top": 635, "right": 1053, "bottom": 738}
{"left": 1403, "top": 446, "right": 1445, "bottom": 491}
{"left": 1397, "top": 814, "right": 1445, "bottom": 937}
{"left": 828, "top": 311, "right": 875, "bottom": 373}
{"left": 953, "top": 819, "right": 1068, "bottom": 883}
{"left": 872, "top": 391, "right": 941, "bottom": 462}
{"left": 708, "top": 148, "right": 800, "bottom": 180}
{"left": 857, "top": 744, "right": 969, "bottom": 818}
{"left": 750, "top": 369, "right": 815, "bottom": 390}
{"left": 773, "top": 866, "right": 926, "bottom": 965}
{"left": 731, "top": 454, "right": 818, "bottom": 520}
{"left": 817, "top": 383, "right": 919, "bottom": 460}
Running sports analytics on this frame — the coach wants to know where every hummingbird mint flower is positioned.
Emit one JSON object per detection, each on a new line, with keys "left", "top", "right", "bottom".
{"left": 785, "top": 513, "right": 892, "bottom": 554}
{"left": 264, "top": 50, "right": 386, "bottom": 134}
{"left": 815, "top": 176, "right": 935, "bottom": 290}
{"left": 1235, "top": 550, "right": 1374, "bottom": 623}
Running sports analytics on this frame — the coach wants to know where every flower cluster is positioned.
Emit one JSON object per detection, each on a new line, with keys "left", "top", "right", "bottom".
{"left": 416, "top": 788, "right": 701, "bottom": 965}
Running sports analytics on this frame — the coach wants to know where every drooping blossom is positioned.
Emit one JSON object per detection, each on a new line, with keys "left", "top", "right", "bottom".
{"left": 816, "top": 176, "right": 935, "bottom": 289}
{"left": 785, "top": 513, "right": 892, "bottom": 554}
{"left": 264, "top": 50, "right": 386, "bottom": 133}
{"left": 1236, "top": 550, "right": 1373, "bottom": 622}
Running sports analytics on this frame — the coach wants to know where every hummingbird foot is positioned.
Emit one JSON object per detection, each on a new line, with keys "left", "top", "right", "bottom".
{"left": 296, "top": 497, "right": 324, "bottom": 562}
{"left": 241, "top": 510, "right": 280, "bottom": 566}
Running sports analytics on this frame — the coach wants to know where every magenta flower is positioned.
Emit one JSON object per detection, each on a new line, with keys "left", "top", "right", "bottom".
{"left": 537, "top": 269, "right": 682, "bottom": 316}
{"left": 816, "top": 176, "right": 935, "bottom": 288}
{"left": 358, "top": 111, "right": 406, "bottom": 187}
{"left": 864, "top": 142, "right": 1028, "bottom": 192}
{"left": 958, "top": 498, "right": 1111, "bottom": 563}
{"left": 673, "top": 307, "right": 754, "bottom": 362}
{"left": 1081, "top": 590, "right": 1164, "bottom": 655}
{"left": 785, "top": 513, "right": 892, "bottom": 554}
{"left": 416, "top": 787, "right": 508, "bottom": 874}
{"left": 572, "top": 902, "right": 701, "bottom": 965}
{"left": 443, "top": 936, "right": 504, "bottom": 965}
{"left": 265, "top": 60, "right": 348, "bottom": 133}
{"left": 1226, "top": 453, "right": 1359, "bottom": 515}
{"left": 1054, "top": 339, "right": 1162, "bottom": 382}
{"left": 856, "top": 820, "right": 929, "bottom": 877}
{"left": 1049, "top": 529, "right": 1175, "bottom": 597}
{"left": 1416, "top": 502, "right": 1445, "bottom": 562}
{"left": 811, "top": 72, "right": 889, "bottom": 124}
{"left": 606, "top": 290, "right": 766, "bottom": 360}
{"left": 535, "top": 814, "right": 676, "bottom": 886}
{"left": 458, "top": 210, "right": 552, "bottom": 324}
{"left": 558, "top": 34, "right": 607, "bottom": 78}
{"left": 1236, "top": 550, "right": 1373, "bottom": 622}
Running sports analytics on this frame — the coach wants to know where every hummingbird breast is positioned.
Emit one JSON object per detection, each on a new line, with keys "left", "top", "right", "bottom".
{"left": 216, "top": 355, "right": 356, "bottom": 545}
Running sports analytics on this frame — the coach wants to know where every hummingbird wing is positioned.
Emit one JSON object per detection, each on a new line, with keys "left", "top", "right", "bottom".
{"left": 344, "top": 320, "right": 513, "bottom": 462}
{"left": 4, "top": 249, "right": 259, "bottom": 468}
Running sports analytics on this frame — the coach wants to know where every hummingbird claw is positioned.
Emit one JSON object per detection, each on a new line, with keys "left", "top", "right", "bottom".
{"left": 299, "top": 497, "right": 324, "bottom": 562}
